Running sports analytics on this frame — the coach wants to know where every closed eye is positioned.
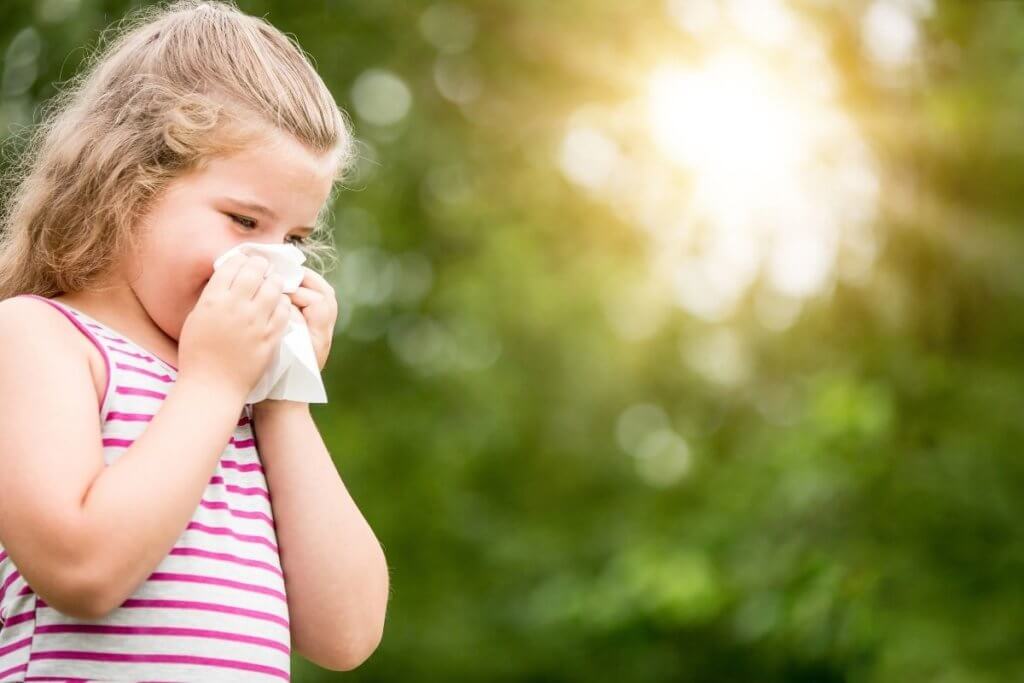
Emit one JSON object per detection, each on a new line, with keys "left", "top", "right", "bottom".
{"left": 228, "top": 213, "right": 308, "bottom": 245}
{"left": 228, "top": 213, "right": 257, "bottom": 229}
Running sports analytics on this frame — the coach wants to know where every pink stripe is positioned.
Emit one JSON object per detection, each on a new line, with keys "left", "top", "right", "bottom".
{"left": 0, "top": 635, "right": 31, "bottom": 657}
{"left": 0, "top": 662, "right": 28, "bottom": 680}
{"left": 116, "top": 385, "right": 167, "bottom": 400}
{"left": 209, "top": 475, "right": 271, "bottom": 500}
{"left": 198, "top": 499, "right": 274, "bottom": 528}
{"left": 169, "top": 546, "right": 282, "bottom": 578}
{"left": 103, "top": 429, "right": 247, "bottom": 444}
{"left": 116, "top": 362, "right": 172, "bottom": 383}
{"left": 92, "top": 329, "right": 178, "bottom": 371}
{"left": 107, "top": 346, "right": 154, "bottom": 362}
{"left": 0, "top": 549, "right": 6, "bottom": 563}
{"left": 221, "top": 459, "right": 263, "bottom": 473}
{"left": 35, "top": 596, "right": 289, "bottom": 630}
{"left": 8, "top": 544, "right": 284, "bottom": 589}
{"left": 112, "top": 597, "right": 287, "bottom": 628}
{"left": 34, "top": 624, "right": 290, "bottom": 655}
{"left": 102, "top": 436, "right": 247, "bottom": 453}
{"left": 238, "top": 415, "right": 251, "bottom": 427}
{"left": 226, "top": 484, "right": 271, "bottom": 500}
{"left": 197, "top": 499, "right": 277, "bottom": 536}
{"left": 186, "top": 522, "right": 278, "bottom": 552}
{"left": 0, "top": 567, "right": 21, "bottom": 603}
{"left": 105, "top": 411, "right": 153, "bottom": 422}
{"left": 147, "top": 572, "right": 286, "bottom": 602}
{"left": 29, "top": 651, "right": 288, "bottom": 680}
{"left": 231, "top": 437, "right": 256, "bottom": 449}
{"left": 3, "top": 608, "right": 34, "bottom": 626}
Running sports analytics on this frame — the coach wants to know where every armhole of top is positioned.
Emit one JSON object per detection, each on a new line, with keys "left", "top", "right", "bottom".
{"left": 14, "top": 294, "right": 114, "bottom": 422}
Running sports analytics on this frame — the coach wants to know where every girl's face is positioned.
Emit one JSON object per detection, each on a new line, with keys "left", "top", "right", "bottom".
{"left": 120, "top": 128, "right": 338, "bottom": 342}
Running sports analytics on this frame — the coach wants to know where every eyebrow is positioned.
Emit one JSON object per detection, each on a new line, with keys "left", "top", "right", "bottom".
{"left": 225, "top": 197, "right": 316, "bottom": 235}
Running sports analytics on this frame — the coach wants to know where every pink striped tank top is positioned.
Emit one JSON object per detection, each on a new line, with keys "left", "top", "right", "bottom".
{"left": 0, "top": 294, "right": 291, "bottom": 682}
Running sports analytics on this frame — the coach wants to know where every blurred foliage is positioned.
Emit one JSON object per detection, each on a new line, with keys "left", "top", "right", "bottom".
{"left": 4, "top": 0, "right": 1024, "bottom": 681}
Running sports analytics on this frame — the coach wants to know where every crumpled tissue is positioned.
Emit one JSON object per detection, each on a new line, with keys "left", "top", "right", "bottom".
{"left": 212, "top": 241, "right": 328, "bottom": 405}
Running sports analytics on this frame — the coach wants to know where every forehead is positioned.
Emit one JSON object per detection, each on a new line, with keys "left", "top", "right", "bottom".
{"left": 181, "top": 129, "right": 338, "bottom": 208}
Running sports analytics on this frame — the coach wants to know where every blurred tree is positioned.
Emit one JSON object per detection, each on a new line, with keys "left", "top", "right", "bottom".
{"left": 3, "top": 1, "right": 1024, "bottom": 682}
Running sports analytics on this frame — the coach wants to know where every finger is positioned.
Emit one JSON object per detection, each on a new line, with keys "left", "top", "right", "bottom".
{"left": 254, "top": 272, "right": 286, "bottom": 319}
{"left": 296, "top": 271, "right": 337, "bottom": 317}
{"left": 231, "top": 255, "right": 274, "bottom": 300}
{"left": 205, "top": 251, "right": 251, "bottom": 296}
{"left": 297, "top": 267, "right": 335, "bottom": 297}
{"left": 269, "top": 293, "right": 291, "bottom": 332}
{"left": 287, "top": 285, "right": 325, "bottom": 308}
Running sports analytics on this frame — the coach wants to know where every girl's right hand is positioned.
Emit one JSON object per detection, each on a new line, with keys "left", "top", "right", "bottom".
{"left": 177, "top": 250, "right": 293, "bottom": 400}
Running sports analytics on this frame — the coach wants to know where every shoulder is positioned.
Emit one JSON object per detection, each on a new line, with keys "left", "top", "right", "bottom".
{"left": 0, "top": 296, "right": 106, "bottom": 405}
{"left": 0, "top": 295, "right": 84, "bottom": 347}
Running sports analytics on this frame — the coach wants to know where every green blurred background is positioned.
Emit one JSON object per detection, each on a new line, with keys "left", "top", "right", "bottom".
{"left": 4, "top": 0, "right": 1024, "bottom": 680}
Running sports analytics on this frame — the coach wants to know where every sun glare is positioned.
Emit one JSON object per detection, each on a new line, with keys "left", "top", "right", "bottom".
{"left": 648, "top": 54, "right": 806, "bottom": 193}
{"left": 560, "top": 4, "right": 885, "bottom": 331}
{"left": 644, "top": 48, "right": 879, "bottom": 313}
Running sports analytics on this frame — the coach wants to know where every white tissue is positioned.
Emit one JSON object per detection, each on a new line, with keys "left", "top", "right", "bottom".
{"left": 212, "top": 242, "right": 328, "bottom": 405}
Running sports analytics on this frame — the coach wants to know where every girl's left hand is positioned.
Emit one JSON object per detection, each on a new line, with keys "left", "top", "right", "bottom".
{"left": 286, "top": 267, "right": 337, "bottom": 371}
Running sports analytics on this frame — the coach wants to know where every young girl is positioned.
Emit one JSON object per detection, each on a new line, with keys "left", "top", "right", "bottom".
{"left": 0, "top": 1, "right": 389, "bottom": 680}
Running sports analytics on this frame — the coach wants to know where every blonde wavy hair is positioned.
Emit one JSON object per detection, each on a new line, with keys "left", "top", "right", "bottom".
{"left": 0, "top": 0, "right": 357, "bottom": 299}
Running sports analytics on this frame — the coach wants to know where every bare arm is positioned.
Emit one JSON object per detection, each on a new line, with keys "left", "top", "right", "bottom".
{"left": 251, "top": 399, "right": 389, "bottom": 671}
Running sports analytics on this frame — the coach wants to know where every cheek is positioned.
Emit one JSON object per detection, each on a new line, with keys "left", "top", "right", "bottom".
{"left": 195, "top": 248, "right": 229, "bottom": 295}
{"left": 193, "top": 244, "right": 224, "bottom": 282}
